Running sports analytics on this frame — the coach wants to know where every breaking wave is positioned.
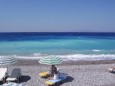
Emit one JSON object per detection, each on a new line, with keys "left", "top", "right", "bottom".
{"left": 1, "top": 53, "right": 115, "bottom": 61}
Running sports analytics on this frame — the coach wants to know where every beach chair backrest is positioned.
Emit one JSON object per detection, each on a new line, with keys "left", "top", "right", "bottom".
{"left": 10, "top": 68, "right": 21, "bottom": 78}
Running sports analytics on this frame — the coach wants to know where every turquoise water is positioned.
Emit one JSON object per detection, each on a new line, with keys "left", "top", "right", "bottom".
{"left": 0, "top": 39, "right": 115, "bottom": 55}
{"left": 0, "top": 32, "right": 115, "bottom": 60}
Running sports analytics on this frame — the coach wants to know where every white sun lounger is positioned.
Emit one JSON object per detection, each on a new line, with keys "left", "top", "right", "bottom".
{"left": 0, "top": 68, "right": 7, "bottom": 83}
{"left": 108, "top": 68, "right": 115, "bottom": 73}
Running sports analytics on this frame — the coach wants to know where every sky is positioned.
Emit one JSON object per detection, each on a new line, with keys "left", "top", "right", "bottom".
{"left": 0, "top": 0, "right": 115, "bottom": 32}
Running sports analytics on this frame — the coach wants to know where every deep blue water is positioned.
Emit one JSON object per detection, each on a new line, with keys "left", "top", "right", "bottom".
{"left": 0, "top": 32, "right": 115, "bottom": 41}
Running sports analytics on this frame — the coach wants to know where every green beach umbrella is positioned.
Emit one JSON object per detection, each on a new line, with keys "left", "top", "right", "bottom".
{"left": 0, "top": 56, "right": 17, "bottom": 65}
{"left": 39, "top": 56, "right": 62, "bottom": 65}
{"left": 0, "top": 56, "right": 17, "bottom": 72}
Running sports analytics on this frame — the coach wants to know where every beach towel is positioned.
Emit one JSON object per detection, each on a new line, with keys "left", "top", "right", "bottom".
{"left": 45, "top": 73, "right": 68, "bottom": 85}
{"left": 39, "top": 71, "right": 50, "bottom": 77}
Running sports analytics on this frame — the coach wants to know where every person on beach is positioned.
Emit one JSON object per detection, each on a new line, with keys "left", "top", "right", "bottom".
{"left": 49, "top": 65, "right": 59, "bottom": 80}
{"left": 48, "top": 65, "right": 59, "bottom": 80}
{"left": 52, "top": 70, "right": 59, "bottom": 80}
{"left": 50, "top": 65, "right": 57, "bottom": 77}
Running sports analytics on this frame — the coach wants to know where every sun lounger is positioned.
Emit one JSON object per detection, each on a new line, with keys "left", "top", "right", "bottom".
{"left": 0, "top": 68, "right": 7, "bottom": 83}
{"left": 6, "top": 68, "right": 21, "bottom": 83}
{"left": 108, "top": 68, "right": 115, "bottom": 73}
{"left": 45, "top": 73, "right": 68, "bottom": 86}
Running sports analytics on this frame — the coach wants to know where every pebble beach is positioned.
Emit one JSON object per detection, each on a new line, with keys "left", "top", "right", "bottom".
{"left": 1, "top": 60, "right": 115, "bottom": 86}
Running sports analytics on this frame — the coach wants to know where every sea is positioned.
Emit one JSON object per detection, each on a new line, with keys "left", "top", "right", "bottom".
{"left": 0, "top": 32, "right": 115, "bottom": 61}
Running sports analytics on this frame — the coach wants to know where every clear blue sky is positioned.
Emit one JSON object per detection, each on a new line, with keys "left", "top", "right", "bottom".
{"left": 0, "top": 0, "right": 115, "bottom": 32}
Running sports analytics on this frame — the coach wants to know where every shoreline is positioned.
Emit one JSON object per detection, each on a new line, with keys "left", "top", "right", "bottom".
{"left": 1, "top": 53, "right": 115, "bottom": 61}
{"left": 13, "top": 59, "right": 115, "bottom": 66}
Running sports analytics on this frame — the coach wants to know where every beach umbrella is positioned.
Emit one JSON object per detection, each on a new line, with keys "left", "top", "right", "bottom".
{"left": 39, "top": 56, "right": 62, "bottom": 65}
{"left": 39, "top": 56, "right": 62, "bottom": 77}
{"left": 0, "top": 56, "right": 17, "bottom": 65}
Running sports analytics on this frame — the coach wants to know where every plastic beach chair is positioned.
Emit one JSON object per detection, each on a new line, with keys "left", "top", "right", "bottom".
{"left": 45, "top": 73, "right": 68, "bottom": 85}
{"left": 0, "top": 68, "right": 7, "bottom": 83}
{"left": 6, "top": 68, "right": 21, "bottom": 83}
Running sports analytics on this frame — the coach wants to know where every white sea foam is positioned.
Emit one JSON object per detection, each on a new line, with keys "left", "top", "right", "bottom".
{"left": 33, "top": 53, "right": 47, "bottom": 56}
{"left": 1, "top": 54, "right": 115, "bottom": 61}
{"left": 92, "top": 49, "right": 100, "bottom": 52}
{"left": 58, "top": 54, "right": 115, "bottom": 61}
